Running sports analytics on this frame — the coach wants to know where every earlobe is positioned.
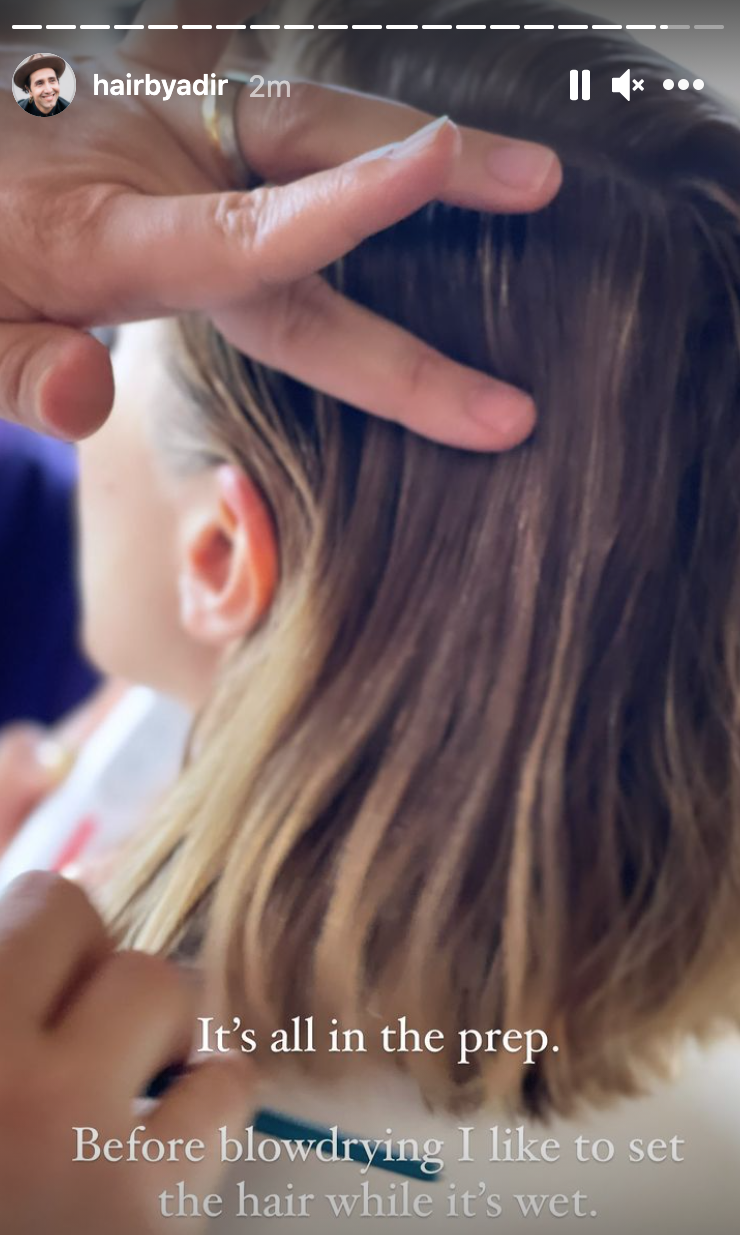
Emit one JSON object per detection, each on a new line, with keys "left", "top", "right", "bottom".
{"left": 177, "top": 465, "right": 278, "bottom": 648}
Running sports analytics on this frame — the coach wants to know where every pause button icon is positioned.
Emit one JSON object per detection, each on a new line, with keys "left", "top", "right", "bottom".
{"left": 570, "top": 69, "right": 591, "bottom": 101}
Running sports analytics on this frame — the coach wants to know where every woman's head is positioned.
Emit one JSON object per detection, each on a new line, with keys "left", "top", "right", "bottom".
{"left": 77, "top": 320, "right": 278, "bottom": 708}
{"left": 95, "top": 1, "right": 740, "bottom": 1117}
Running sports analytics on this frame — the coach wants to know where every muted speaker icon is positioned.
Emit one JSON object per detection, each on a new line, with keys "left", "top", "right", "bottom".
{"left": 612, "top": 69, "right": 644, "bottom": 100}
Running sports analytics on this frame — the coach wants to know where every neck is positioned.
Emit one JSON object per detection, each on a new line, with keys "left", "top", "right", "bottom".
{"left": 34, "top": 97, "right": 56, "bottom": 112}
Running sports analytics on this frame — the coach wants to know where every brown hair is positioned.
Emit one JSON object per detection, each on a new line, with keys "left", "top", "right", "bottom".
{"left": 105, "top": 0, "right": 740, "bottom": 1117}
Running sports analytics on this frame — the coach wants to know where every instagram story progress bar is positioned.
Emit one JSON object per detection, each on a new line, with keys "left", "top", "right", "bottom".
{"left": 570, "top": 69, "right": 591, "bottom": 100}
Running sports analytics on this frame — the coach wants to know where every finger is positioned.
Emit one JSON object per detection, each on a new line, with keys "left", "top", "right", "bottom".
{"left": 212, "top": 277, "right": 535, "bottom": 452}
{"left": 56, "top": 951, "right": 197, "bottom": 1096}
{"left": 237, "top": 81, "right": 562, "bottom": 211}
{"left": 149, "top": 1055, "right": 255, "bottom": 1193}
{"left": 0, "top": 323, "right": 114, "bottom": 440}
{"left": 91, "top": 116, "right": 461, "bottom": 310}
{"left": 0, "top": 872, "right": 111, "bottom": 1031}
{"left": 122, "top": 1, "right": 261, "bottom": 76}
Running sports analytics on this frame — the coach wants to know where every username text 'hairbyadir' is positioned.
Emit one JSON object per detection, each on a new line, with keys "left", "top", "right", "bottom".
{"left": 94, "top": 73, "right": 230, "bottom": 100}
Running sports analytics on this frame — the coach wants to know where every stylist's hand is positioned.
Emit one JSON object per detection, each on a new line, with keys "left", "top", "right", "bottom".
{"left": 1, "top": 0, "right": 560, "bottom": 451}
{"left": 0, "top": 871, "right": 251, "bottom": 1233}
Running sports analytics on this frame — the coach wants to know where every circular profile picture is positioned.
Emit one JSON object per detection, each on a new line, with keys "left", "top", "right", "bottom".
{"left": 12, "top": 52, "right": 76, "bottom": 117}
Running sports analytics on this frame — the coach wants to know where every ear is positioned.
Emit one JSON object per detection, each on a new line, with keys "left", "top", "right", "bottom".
{"left": 177, "top": 465, "right": 277, "bottom": 648}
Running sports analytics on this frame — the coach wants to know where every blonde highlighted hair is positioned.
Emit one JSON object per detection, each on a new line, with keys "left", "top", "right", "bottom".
{"left": 105, "top": 0, "right": 740, "bottom": 1117}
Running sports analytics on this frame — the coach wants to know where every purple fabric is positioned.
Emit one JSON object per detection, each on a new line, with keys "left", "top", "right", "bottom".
{"left": 0, "top": 423, "right": 99, "bottom": 726}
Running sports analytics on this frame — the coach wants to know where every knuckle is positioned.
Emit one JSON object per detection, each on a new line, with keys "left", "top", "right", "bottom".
{"left": 212, "top": 189, "right": 260, "bottom": 252}
{"left": 213, "top": 186, "right": 295, "bottom": 289}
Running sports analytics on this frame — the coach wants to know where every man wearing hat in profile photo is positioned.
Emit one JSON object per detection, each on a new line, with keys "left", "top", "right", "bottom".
{"left": 15, "top": 53, "right": 70, "bottom": 117}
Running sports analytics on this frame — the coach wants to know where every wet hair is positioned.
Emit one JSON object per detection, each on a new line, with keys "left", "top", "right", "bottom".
{"left": 106, "top": 0, "right": 740, "bottom": 1117}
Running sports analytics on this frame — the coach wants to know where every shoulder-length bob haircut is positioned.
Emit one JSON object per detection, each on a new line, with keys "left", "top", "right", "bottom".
{"left": 105, "top": 0, "right": 740, "bottom": 1118}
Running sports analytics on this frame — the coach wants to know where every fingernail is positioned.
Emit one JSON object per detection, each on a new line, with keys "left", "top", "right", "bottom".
{"left": 468, "top": 384, "right": 537, "bottom": 448}
{"left": 35, "top": 738, "right": 76, "bottom": 784}
{"left": 389, "top": 114, "right": 456, "bottom": 158}
{"left": 488, "top": 141, "right": 559, "bottom": 191}
{"left": 353, "top": 116, "right": 457, "bottom": 168}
